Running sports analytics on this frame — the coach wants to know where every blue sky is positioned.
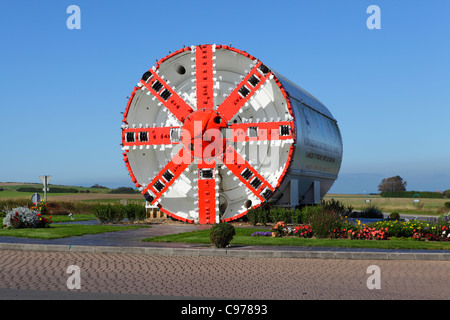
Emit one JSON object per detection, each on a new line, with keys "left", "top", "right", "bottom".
{"left": 0, "top": 0, "right": 449, "bottom": 194}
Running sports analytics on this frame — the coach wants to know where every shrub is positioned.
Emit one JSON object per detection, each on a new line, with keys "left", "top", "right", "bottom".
{"left": 360, "top": 204, "right": 383, "bottom": 218}
{"left": 91, "top": 203, "right": 146, "bottom": 223}
{"left": 309, "top": 208, "right": 340, "bottom": 238}
{"left": 444, "top": 202, "right": 450, "bottom": 209}
{"left": 298, "top": 205, "right": 321, "bottom": 224}
{"left": 246, "top": 208, "right": 258, "bottom": 226}
{"left": 390, "top": 212, "right": 401, "bottom": 220}
{"left": 280, "top": 209, "right": 294, "bottom": 224}
{"left": 291, "top": 209, "right": 303, "bottom": 224}
{"left": 122, "top": 203, "right": 136, "bottom": 221}
{"left": 247, "top": 207, "right": 270, "bottom": 226}
{"left": 257, "top": 208, "right": 270, "bottom": 225}
{"left": 123, "top": 202, "right": 146, "bottom": 221}
{"left": 2, "top": 206, "right": 52, "bottom": 229}
{"left": 250, "top": 206, "right": 320, "bottom": 225}
{"left": 348, "top": 204, "right": 383, "bottom": 219}
{"left": 209, "top": 223, "right": 235, "bottom": 248}
{"left": 1, "top": 199, "right": 33, "bottom": 210}
{"left": 269, "top": 207, "right": 292, "bottom": 224}
{"left": 92, "top": 204, "right": 124, "bottom": 223}
{"left": 321, "top": 199, "right": 349, "bottom": 217}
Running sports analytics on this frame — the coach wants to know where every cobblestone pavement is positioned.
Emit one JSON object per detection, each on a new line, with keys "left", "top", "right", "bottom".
{"left": 0, "top": 249, "right": 448, "bottom": 300}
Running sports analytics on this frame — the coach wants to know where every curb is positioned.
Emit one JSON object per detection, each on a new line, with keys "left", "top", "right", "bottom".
{"left": 1, "top": 243, "right": 449, "bottom": 261}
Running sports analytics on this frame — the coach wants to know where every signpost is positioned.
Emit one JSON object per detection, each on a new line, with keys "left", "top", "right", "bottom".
{"left": 40, "top": 175, "right": 51, "bottom": 202}
{"left": 413, "top": 193, "right": 420, "bottom": 204}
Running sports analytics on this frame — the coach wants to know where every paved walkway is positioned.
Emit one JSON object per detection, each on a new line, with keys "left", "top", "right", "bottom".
{"left": 0, "top": 222, "right": 449, "bottom": 300}
{"left": 0, "top": 247, "right": 449, "bottom": 300}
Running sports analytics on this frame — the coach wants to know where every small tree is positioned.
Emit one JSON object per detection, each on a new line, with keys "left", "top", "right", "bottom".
{"left": 378, "top": 176, "right": 407, "bottom": 193}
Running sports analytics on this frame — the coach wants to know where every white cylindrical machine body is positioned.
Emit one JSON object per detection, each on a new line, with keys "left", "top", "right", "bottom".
{"left": 121, "top": 44, "right": 343, "bottom": 224}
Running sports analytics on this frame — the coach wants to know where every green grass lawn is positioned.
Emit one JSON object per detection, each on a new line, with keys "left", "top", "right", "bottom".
{"left": 144, "top": 227, "right": 450, "bottom": 251}
{"left": 0, "top": 224, "right": 147, "bottom": 240}
{"left": 48, "top": 214, "right": 96, "bottom": 223}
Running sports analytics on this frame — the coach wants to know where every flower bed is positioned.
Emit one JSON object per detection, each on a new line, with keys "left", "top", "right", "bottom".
{"left": 2, "top": 206, "right": 52, "bottom": 229}
{"left": 347, "top": 226, "right": 389, "bottom": 240}
{"left": 293, "top": 225, "right": 313, "bottom": 238}
{"left": 250, "top": 231, "right": 272, "bottom": 237}
{"left": 266, "top": 217, "right": 450, "bottom": 242}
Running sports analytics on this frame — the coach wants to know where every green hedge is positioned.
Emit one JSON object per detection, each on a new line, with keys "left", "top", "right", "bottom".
{"left": 108, "top": 187, "right": 139, "bottom": 194}
{"left": 245, "top": 199, "right": 363, "bottom": 226}
{"left": 16, "top": 187, "right": 79, "bottom": 193}
{"left": 380, "top": 191, "right": 444, "bottom": 198}
{"left": 92, "top": 203, "right": 146, "bottom": 223}
{"left": 246, "top": 205, "right": 323, "bottom": 226}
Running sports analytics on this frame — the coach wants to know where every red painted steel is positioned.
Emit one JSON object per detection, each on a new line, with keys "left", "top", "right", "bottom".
{"left": 122, "top": 44, "right": 296, "bottom": 224}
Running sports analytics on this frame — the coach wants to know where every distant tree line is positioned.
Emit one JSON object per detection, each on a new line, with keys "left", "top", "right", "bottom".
{"left": 380, "top": 191, "right": 446, "bottom": 198}
{"left": 90, "top": 184, "right": 138, "bottom": 194}
{"left": 90, "top": 184, "right": 108, "bottom": 189}
{"left": 16, "top": 185, "right": 139, "bottom": 194}
{"left": 16, "top": 187, "right": 79, "bottom": 193}
{"left": 108, "top": 187, "right": 139, "bottom": 194}
{"left": 378, "top": 175, "right": 449, "bottom": 198}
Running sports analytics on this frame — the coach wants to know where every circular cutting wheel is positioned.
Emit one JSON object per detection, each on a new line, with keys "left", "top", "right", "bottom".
{"left": 122, "top": 44, "right": 295, "bottom": 224}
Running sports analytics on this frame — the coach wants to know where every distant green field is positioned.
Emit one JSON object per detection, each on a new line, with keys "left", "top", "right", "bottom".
{"left": 324, "top": 194, "right": 448, "bottom": 215}
{"left": 1, "top": 183, "right": 448, "bottom": 216}
{"left": 0, "top": 183, "right": 141, "bottom": 202}
{"left": 0, "top": 183, "right": 106, "bottom": 194}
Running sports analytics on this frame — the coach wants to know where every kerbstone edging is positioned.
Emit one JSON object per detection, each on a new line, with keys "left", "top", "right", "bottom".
{"left": 0, "top": 243, "right": 449, "bottom": 261}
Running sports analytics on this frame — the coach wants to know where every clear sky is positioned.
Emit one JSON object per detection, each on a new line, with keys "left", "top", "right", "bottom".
{"left": 0, "top": 0, "right": 449, "bottom": 194}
